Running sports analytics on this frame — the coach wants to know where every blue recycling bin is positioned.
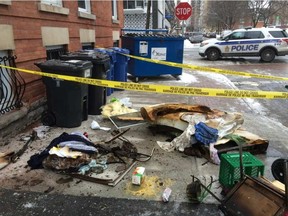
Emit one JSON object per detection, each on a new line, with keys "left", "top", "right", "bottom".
{"left": 110, "top": 47, "right": 130, "bottom": 90}
{"left": 121, "top": 30, "right": 184, "bottom": 82}
{"left": 94, "top": 48, "right": 116, "bottom": 96}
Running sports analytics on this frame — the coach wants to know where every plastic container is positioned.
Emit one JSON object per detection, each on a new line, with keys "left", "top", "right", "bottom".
{"left": 121, "top": 31, "right": 184, "bottom": 82}
{"left": 60, "top": 50, "right": 110, "bottom": 115}
{"left": 35, "top": 59, "right": 93, "bottom": 128}
{"left": 219, "top": 152, "right": 265, "bottom": 188}
{"left": 94, "top": 48, "right": 116, "bottom": 96}
{"left": 109, "top": 47, "right": 130, "bottom": 90}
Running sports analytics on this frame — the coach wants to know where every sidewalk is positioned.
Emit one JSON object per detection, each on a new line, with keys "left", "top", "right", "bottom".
{"left": 1, "top": 46, "right": 288, "bottom": 215}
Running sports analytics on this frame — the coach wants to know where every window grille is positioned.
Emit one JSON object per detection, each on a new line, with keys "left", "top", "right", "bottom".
{"left": 46, "top": 46, "right": 67, "bottom": 60}
{"left": 0, "top": 55, "right": 25, "bottom": 114}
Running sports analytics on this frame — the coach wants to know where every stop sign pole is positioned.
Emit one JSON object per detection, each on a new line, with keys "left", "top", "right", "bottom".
{"left": 175, "top": 2, "right": 192, "bottom": 34}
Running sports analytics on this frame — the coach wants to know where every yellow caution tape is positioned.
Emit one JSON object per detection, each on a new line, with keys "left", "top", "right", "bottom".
{"left": 1, "top": 64, "right": 288, "bottom": 99}
{"left": 123, "top": 53, "right": 288, "bottom": 81}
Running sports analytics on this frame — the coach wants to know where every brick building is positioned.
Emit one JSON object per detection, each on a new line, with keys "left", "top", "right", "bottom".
{"left": 0, "top": 0, "right": 124, "bottom": 140}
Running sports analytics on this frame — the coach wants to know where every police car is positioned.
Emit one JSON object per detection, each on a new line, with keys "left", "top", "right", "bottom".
{"left": 199, "top": 27, "right": 288, "bottom": 62}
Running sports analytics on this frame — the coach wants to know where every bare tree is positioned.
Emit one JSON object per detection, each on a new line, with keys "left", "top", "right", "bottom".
{"left": 248, "top": 0, "right": 288, "bottom": 27}
{"left": 205, "top": 1, "right": 247, "bottom": 32}
{"left": 164, "top": 0, "right": 178, "bottom": 33}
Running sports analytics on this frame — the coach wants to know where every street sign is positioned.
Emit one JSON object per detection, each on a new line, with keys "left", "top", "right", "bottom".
{"left": 175, "top": 2, "right": 192, "bottom": 21}
{"left": 165, "top": 14, "right": 173, "bottom": 19}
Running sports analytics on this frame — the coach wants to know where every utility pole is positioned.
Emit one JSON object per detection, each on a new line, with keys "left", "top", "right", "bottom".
{"left": 145, "top": 0, "right": 151, "bottom": 29}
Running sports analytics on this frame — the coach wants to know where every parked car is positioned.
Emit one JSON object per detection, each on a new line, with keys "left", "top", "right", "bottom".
{"left": 188, "top": 32, "right": 204, "bottom": 43}
{"left": 199, "top": 27, "right": 288, "bottom": 62}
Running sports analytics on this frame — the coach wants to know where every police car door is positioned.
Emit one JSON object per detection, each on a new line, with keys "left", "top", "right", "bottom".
{"left": 223, "top": 31, "right": 246, "bottom": 55}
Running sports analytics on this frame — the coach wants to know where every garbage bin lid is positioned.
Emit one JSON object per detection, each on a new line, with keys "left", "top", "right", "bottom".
{"left": 94, "top": 48, "right": 117, "bottom": 63}
{"left": 60, "top": 50, "right": 110, "bottom": 63}
{"left": 35, "top": 59, "right": 93, "bottom": 76}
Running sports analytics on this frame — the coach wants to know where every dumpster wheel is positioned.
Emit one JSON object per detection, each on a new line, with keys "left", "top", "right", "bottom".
{"left": 41, "top": 111, "right": 56, "bottom": 126}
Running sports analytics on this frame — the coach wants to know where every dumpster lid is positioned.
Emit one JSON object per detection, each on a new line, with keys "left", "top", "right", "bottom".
{"left": 122, "top": 33, "right": 184, "bottom": 39}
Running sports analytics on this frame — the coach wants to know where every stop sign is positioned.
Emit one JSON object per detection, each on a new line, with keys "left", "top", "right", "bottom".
{"left": 175, "top": 2, "right": 192, "bottom": 20}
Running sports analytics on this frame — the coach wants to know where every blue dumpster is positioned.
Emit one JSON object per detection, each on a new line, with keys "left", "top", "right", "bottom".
{"left": 94, "top": 48, "right": 116, "bottom": 96}
{"left": 110, "top": 47, "right": 130, "bottom": 89}
{"left": 121, "top": 30, "right": 184, "bottom": 82}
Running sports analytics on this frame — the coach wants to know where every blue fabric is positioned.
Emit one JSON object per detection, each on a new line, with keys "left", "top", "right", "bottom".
{"left": 194, "top": 122, "right": 218, "bottom": 145}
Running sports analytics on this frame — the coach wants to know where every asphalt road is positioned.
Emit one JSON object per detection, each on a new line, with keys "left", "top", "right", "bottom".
{"left": 184, "top": 42, "right": 288, "bottom": 127}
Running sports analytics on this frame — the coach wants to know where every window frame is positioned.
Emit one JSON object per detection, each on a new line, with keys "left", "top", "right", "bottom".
{"left": 123, "top": 0, "right": 144, "bottom": 9}
{"left": 229, "top": 32, "right": 245, "bottom": 40}
{"left": 78, "top": 0, "right": 91, "bottom": 14}
{"left": 269, "top": 30, "right": 288, "bottom": 38}
{"left": 41, "top": 0, "right": 62, "bottom": 7}
{"left": 112, "top": 0, "right": 118, "bottom": 20}
{"left": 245, "top": 31, "right": 264, "bottom": 39}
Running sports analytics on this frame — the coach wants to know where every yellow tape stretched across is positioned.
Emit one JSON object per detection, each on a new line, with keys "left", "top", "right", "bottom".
{"left": 123, "top": 53, "right": 288, "bottom": 82}
{"left": 1, "top": 64, "right": 288, "bottom": 99}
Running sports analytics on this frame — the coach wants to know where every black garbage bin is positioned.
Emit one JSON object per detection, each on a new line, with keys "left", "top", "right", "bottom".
{"left": 60, "top": 50, "right": 110, "bottom": 115}
{"left": 35, "top": 59, "right": 93, "bottom": 128}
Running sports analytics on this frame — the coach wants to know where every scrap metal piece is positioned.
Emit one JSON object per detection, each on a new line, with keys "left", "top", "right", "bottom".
{"left": 11, "top": 131, "right": 37, "bottom": 162}
{"left": 108, "top": 160, "right": 137, "bottom": 186}
{"left": 68, "top": 173, "right": 114, "bottom": 184}
{"left": 108, "top": 111, "right": 147, "bottom": 129}
{"left": 105, "top": 128, "right": 130, "bottom": 143}
{"left": 220, "top": 176, "right": 286, "bottom": 216}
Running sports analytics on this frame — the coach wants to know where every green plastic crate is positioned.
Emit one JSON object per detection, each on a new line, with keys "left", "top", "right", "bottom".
{"left": 219, "top": 152, "right": 265, "bottom": 188}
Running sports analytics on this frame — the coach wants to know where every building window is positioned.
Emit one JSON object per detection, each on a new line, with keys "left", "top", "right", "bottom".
{"left": 112, "top": 0, "right": 118, "bottom": 20}
{"left": 46, "top": 45, "right": 67, "bottom": 60}
{"left": 124, "top": 0, "right": 144, "bottom": 9}
{"left": 78, "top": 0, "right": 91, "bottom": 13}
{"left": 113, "top": 40, "right": 119, "bottom": 47}
{"left": 82, "top": 43, "right": 94, "bottom": 50}
{"left": 41, "top": 0, "right": 62, "bottom": 7}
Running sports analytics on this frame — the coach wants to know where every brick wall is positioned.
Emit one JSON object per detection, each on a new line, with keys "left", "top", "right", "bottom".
{"left": 0, "top": 0, "right": 123, "bottom": 105}
{"left": 0, "top": 0, "right": 124, "bottom": 139}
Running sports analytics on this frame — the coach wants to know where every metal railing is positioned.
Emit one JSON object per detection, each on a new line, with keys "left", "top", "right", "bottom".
{"left": 0, "top": 55, "right": 25, "bottom": 114}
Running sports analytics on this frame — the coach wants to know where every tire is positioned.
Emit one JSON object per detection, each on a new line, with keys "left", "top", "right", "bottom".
{"left": 260, "top": 48, "right": 275, "bottom": 62}
{"left": 41, "top": 111, "right": 56, "bottom": 126}
{"left": 206, "top": 48, "right": 220, "bottom": 61}
{"left": 271, "top": 158, "right": 287, "bottom": 183}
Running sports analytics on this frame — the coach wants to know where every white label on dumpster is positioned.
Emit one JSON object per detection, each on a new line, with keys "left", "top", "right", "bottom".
{"left": 151, "top": 48, "right": 167, "bottom": 60}
{"left": 139, "top": 41, "right": 148, "bottom": 56}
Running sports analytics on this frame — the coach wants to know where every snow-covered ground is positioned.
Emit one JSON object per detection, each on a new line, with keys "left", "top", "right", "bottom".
{"left": 183, "top": 39, "right": 200, "bottom": 49}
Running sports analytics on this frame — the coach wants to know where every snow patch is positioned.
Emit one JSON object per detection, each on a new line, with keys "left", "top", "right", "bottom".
{"left": 178, "top": 72, "right": 198, "bottom": 83}
{"left": 23, "top": 202, "right": 37, "bottom": 208}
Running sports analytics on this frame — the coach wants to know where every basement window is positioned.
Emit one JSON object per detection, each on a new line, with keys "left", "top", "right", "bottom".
{"left": 82, "top": 43, "right": 94, "bottom": 50}
{"left": 46, "top": 45, "right": 67, "bottom": 60}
